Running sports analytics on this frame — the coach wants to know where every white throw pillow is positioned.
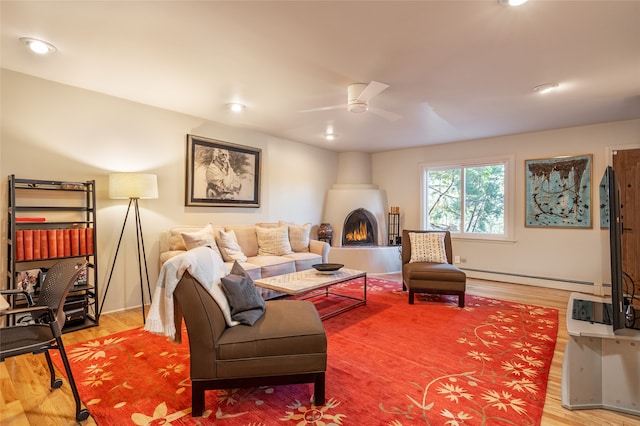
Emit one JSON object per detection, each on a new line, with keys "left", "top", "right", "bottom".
{"left": 216, "top": 229, "right": 248, "bottom": 262}
{"left": 280, "top": 221, "right": 311, "bottom": 253}
{"left": 180, "top": 224, "right": 222, "bottom": 257}
{"left": 409, "top": 232, "right": 448, "bottom": 263}
{"left": 256, "top": 225, "right": 293, "bottom": 256}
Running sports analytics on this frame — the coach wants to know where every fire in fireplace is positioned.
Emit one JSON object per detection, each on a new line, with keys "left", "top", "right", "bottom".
{"left": 342, "top": 208, "right": 377, "bottom": 246}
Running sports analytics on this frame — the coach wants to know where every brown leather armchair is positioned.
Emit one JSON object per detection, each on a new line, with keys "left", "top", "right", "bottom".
{"left": 402, "top": 230, "right": 466, "bottom": 307}
{"left": 173, "top": 272, "right": 327, "bottom": 417}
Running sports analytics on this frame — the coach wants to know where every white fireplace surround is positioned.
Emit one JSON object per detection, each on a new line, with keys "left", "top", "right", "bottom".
{"left": 323, "top": 152, "right": 401, "bottom": 273}
{"left": 323, "top": 152, "right": 387, "bottom": 247}
{"left": 324, "top": 186, "right": 386, "bottom": 247}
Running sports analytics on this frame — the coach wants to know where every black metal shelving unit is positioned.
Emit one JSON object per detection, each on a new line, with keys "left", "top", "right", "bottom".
{"left": 6, "top": 175, "right": 99, "bottom": 331}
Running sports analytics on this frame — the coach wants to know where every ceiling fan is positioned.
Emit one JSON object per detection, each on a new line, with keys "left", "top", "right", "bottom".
{"left": 302, "top": 81, "right": 401, "bottom": 121}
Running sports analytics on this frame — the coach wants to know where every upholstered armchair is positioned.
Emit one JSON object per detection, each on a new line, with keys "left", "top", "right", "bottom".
{"left": 401, "top": 230, "right": 466, "bottom": 307}
{"left": 172, "top": 272, "right": 327, "bottom": 417}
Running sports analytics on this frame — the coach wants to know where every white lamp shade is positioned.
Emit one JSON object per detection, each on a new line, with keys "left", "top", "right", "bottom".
{"left": 109, "top": 173, "right": 158, "bottom": 199}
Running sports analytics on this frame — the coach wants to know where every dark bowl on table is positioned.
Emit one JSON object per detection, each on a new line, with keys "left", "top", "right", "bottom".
{"left": 312, "top": 263, "right": 344, "bottom": 274}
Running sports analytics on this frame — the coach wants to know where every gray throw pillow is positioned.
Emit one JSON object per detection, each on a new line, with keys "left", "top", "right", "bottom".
{"left": 220, "top": 261, "right": 265, "bottom": 326}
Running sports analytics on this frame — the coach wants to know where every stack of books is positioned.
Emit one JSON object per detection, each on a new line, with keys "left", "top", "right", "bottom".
{"left": 14, "top": 227, "right": 94, "bottom": 261}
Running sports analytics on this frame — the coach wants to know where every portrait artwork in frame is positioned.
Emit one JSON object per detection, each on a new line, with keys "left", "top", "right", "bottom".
{"left": 525, "top": 154, "right": 592, "bottom": 228}
{"left": 186, "top": 134, "right": 261, "bottom": 207}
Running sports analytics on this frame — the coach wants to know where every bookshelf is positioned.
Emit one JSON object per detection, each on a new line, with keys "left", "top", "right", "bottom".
{"left": 6, "top": 175, "right": 99, "bottom": 331}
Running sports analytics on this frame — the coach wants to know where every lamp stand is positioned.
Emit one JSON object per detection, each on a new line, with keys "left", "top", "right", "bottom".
{"left": 99, "top": 197, "right": 153, "bottom": 323}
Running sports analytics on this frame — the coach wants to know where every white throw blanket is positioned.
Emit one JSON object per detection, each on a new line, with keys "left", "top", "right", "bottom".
{"left": 144, "top": 246, "right": 239, "bottom": 340}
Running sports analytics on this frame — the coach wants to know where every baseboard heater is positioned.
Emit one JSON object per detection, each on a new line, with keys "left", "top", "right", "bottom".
{"left": 462, "top": 268, "right": 594, "bottom": 287}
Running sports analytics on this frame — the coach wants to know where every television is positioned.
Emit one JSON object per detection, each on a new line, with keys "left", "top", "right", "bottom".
{"left": 572, "top": 166, "right": 638, "bottom": 332}
{"left": 602, "top": 166, "right": 627, "bottom": 332}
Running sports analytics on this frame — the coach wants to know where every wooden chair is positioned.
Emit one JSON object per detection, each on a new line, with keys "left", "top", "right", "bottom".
{"left": 173, "top": 272, "right": 327, "bottom": 417}
{"left": 402, "top": 230, "right": 466, "bottom": 307}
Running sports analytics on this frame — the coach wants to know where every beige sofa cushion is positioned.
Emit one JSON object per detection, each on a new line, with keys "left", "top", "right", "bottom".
{"left": 216, "top": 229, "right": 248, "bottom": 262}
{"left": 225, "top": 225, "right": 259, "bottom": 257}
{"left": 247, "top": 255, "right": 296, "bottom": 277}
{"left": 180, "top": 224, "right": 223, "bottom": 258}
{"left": 280, "top": 221, "right": 311, "bottom": 253}
{"left": 283, "top": 252, "right": 322, "bottom": 271}
{"left": 256, "top": 225, "right": 293, "bottom": 256}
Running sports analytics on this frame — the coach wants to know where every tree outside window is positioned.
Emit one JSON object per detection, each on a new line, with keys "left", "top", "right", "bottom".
{"left": 425, "top": 162, "right": 506, "bottom": 237}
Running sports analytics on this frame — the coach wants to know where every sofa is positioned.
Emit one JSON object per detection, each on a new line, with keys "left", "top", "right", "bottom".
{"left": 159, "top": 222, "right": 330, "bottom": 298}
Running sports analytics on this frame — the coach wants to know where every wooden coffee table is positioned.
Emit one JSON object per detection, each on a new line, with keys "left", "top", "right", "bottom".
{"left": 254, "top": 268, "right": 366, "bottom": 319}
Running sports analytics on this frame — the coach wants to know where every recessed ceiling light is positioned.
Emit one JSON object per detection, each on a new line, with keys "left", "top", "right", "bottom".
{"left": 20, "top": 37, "right": 57, "bottom": 54}
{"left": 499, "top": 0, "right": 528, "bottom": 6}
{"left": 226, "top": 102, "right": 246, "bottom": 112}
{"left": 325, "top": 133, "right": 336, "bottom": 141}
{"left": 532, "top": 82, "right": 560, "bottom": 94}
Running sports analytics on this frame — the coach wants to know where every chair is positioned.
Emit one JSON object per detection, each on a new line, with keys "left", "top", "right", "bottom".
{"left": 0, "top": 259, "right": 90, "bottom": 422}
{"left": 402, "top": 230, "right": 466, "bottom": 307}
{"left": 173, "top": 272, "right": 327, "bottom": 417}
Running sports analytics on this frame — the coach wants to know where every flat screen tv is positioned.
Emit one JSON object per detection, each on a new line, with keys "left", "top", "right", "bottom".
{"left": 602, "top": 166, "right": 626, "bottom": 332}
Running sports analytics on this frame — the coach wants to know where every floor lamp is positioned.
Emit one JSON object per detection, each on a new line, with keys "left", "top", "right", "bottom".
{"left": 99, "top": 173, "right": 158, "bottom": 323}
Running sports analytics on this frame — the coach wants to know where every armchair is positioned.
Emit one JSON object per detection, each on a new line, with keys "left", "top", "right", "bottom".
{"left": 173, "top": 272, "right": 327, "bottom": 417}
{"left": 0, "top": 259, "right": 90, "bottom": 422}
{"left": 402, "top": 230, "right": 466, "bottom": 307}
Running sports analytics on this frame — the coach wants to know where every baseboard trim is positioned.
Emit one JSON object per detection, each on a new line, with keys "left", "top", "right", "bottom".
{"left": 463, "top": 268, "right": 594, "bottom": 292}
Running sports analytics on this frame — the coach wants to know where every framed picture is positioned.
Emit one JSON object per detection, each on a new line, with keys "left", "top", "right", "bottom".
{"left": 525, "top": 154, "right": 592, "bottom": 228}
{"left": 186, "top": 134, "right": 261, "bottom": 207}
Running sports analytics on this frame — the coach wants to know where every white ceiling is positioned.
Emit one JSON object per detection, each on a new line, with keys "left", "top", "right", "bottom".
{"left": 2, "top": 1, "right": 639, "bottom": 153}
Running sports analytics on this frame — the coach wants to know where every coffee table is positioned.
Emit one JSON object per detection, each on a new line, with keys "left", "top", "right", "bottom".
{"left": 254, "top": 268, "right": 366, "bottom": 319}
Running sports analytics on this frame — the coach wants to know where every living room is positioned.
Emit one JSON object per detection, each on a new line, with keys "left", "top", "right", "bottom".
{"left": 3, "top": 69, "right": 640, "bottom": 314}
{"left": 2, "top": 1, "right": 640, "bottom": 425}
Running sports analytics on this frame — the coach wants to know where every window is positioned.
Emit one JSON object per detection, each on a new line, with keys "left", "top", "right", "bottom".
{"left": 421, "top": 156, "right": 513, "bottom": 240}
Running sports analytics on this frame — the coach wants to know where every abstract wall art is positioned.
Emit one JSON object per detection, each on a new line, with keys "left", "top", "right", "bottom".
{"left": 525, "top": 154, "right": 592, "bottom": 228}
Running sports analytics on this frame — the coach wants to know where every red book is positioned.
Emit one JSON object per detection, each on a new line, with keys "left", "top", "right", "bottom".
{"left": 56, "top": 229, "right": 64, "bottom": 256}
{"left": 15, "top": 230, "right": 24, "bottom": 261}
{"left": 32, "top": 230, "right": 41, "bottom": 259}
{"left": 15, "top": 217, "right": 46, "bottom": 222}
{"left": 24, "top": 230, "right": 34, "bottom": 260}
{"left": 63, "top": 229, "right": 71, "bottom": 257}
{"left": 79, "top": 228, "right": 87, "bottom": 255}
{"left": 86, "top": 228, "right": 94, "bottom": 255}
{"left": 70, "top": 228, "right": 80, "bottom": 256}
{"left": 48, "top": 229, "right": 58, "bottom": 258}
{"left": 40, "top": 230, "right": 49, "bottom": 259}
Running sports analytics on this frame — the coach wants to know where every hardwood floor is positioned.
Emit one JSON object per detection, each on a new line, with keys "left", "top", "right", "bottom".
{"left": 1, "top": 276, "right": 638, "bottom": 425}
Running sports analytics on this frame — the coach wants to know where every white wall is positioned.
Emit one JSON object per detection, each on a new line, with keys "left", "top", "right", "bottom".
{"left": 1, "top": 69, "right": 337, "bottom": 314}
{"left": 373, "top": 119, "right": 640, "bottom": 293}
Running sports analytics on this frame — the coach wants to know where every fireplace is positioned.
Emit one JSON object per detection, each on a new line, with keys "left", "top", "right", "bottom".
{"left": 322, "top": 152, "right": 401, "bottom": 274}
{"left": 342, "top": 208, "right": 377, "bottom": 246}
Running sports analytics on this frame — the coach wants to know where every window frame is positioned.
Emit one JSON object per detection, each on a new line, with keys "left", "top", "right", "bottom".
{"left": 420, "top": 155, "right": 515, "bottom": 242}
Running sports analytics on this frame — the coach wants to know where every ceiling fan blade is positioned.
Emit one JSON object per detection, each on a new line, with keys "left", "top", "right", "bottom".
{"left": 299, "top": 104, "right": 345, "bottom": 113}
{"left": 357, "top": 81, "right": 389, "bottom": 102}
{"left": 422, "top": 102, "right": 457, "bottom": 130}
{"left": 369, "top": 106, "right": 401, "bottom": 122}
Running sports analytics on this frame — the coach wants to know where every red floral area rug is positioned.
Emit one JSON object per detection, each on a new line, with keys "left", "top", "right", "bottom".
{"left": 53, "top": 278, "right": 558, "bottom": 425}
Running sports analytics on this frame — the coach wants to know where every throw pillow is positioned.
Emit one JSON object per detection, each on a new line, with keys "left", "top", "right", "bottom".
{"left": 280, "top": 221, "right": 311, "bottom": 253}
{"left": 216, "top": 229, "right": 248, "bottom": 262}
{"left": 256, "top": 225, "right": 293, "bottom": 256}
{"left": 180, "top": 224, "right": 222, "bottom": 257}
{"left": 220, "top": 261, "right": 265, "bottom": 325}
{"left": 409, "top": 232, "right": 448, "bottom": 263}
